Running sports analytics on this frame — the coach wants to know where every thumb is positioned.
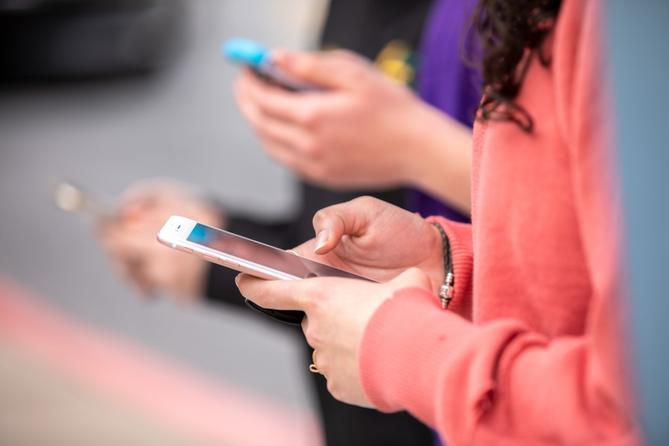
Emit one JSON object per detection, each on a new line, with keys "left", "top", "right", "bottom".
{"left": 235, "top": 273, "right": 310, "bottom": 311}
{"left": 272, "top": 49, "right": 366, "bottom": 90}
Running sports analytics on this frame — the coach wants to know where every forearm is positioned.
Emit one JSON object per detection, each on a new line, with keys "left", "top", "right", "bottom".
{"left": 403, "top": 105, "right": 472, "bottom": 214}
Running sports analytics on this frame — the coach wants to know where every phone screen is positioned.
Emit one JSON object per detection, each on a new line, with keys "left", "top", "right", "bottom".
{"left": 187, "top": 223, "right": 367, "bottom": 281}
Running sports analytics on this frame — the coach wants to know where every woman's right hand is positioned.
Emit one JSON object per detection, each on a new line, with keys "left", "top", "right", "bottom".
{"left": 293, "top": 196, "right": 445, "bottom": 292}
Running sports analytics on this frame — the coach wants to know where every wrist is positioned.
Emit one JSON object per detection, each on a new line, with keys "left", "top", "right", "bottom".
{"left": 403, "top": 107, "right": 472, "bottom": 213}
{"left": 395, "top": 102, "right": 445, "bottom": 186}
{"left": 421, "top": 222, "right": 447, "bottom": 296}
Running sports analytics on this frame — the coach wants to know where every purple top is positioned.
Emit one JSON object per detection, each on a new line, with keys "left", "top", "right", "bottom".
{"left": 408, "top": 0, "right": 480, "bottom": 223}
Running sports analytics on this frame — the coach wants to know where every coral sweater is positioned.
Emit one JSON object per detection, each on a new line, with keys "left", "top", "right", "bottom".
{"left": 359, "top": 1, "right": 640, "bottom": 444}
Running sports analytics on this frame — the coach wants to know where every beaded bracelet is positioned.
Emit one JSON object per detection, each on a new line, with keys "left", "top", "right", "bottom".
{"left": 431, "top": 222, "right": 454, "bottom": 309}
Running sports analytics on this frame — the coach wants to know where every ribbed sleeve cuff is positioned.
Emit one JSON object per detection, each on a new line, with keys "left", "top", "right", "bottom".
{"left": 426, "top": 216, "right": 473, "bottom": 318}
{"left": 359, "top": 288, "right": 475, "bottom": 425}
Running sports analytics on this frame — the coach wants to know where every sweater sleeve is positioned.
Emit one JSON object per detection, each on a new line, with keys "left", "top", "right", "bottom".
{"left": 359, "top": 1, "right": 640, "bottom": 444}
{"left": 359, "top": 289, "right": 638, "bottom": 444}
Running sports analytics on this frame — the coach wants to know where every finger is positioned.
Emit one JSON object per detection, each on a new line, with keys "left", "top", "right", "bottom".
{"left": 143, "top": 259, "right": 178, "bottom": 297}
{"left": 311, "top": 198, "right": 376, "bottom": 254}
{"left": 97, "top": 203, "right": 150, "bottom": 235}
{"left": 258, "top": 139, "right": 310, "bottom": 175}
{"left": 300, "top": 315, "right": 312, "bottom": 345}
{"left": 115, "top": 196, "right": 158, "bottom": 226}
{"left": 110, "top": 255, "right": 155, "bottom": 297}
{"left": 273, "top": 49, "right": 367, "bottom": 90}
{"left": 101, "top": 229, "right": 156, "bottom": 258}
{"left": 243, "top": 70, "right": 322, "bottom": 127}
{"left": 235, "top": 274, "right": 314, "bottom": 311}
{"left": 125, "top": 259, "right": 157, "bottom": 297}
{"left": 119, "top": 181, "right": 164, "bottom": 210}
{"left": 253, "top": 116, "right": 314, "bottom": 159}
{"left": 235, "top": 75, "right": 266, "bottom": 126}
{"left": 97, "top": 227, "right": 130, "bottom": 256}
{"left": 100, "top": 225, "right": 157, "bottom": 295}
{"left": 238, "top": 73, "right": 319, "bottom": 161}
{"left": 95, "top": 216, "right": 123, "bottom": 240}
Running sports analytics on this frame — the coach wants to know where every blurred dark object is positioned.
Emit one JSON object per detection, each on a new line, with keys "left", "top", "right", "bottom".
{"left": 0, "top": 0, "right": 185, "bottom": 80}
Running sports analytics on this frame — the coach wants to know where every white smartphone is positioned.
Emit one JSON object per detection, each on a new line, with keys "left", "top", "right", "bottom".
{"left": 157, "top": 215, "right": 368, "bottom": 281}
{"left": 157, "top": 216, "right": 371, "bottom": 323}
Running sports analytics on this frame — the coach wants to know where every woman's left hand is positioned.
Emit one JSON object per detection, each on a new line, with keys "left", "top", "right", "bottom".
{"left": 236, "top": 268, "right": 432, "bottom": 407}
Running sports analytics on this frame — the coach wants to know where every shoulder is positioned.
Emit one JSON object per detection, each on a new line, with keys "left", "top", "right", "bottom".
{"left": 552, "top": 0, "right": 606, "bottom": 145}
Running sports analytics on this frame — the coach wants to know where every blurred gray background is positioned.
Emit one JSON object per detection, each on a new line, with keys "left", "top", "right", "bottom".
{"left": 0, "top": 0, "right": 327, "bottom": 412}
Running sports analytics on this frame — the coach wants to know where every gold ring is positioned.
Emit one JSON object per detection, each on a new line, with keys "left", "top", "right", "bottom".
{"left": 309, "top": 350, "right": 320, "bottom": 374}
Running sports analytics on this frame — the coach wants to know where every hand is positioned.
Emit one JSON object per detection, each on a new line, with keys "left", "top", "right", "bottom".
{"left": 97, "top": 179, "right": 222, "bottom": 301}
{"left": 236, "top": 268, "right": 432, "bottom": 407}
{"left": 294, "top": 196, "right": 445, "bottom": 293}
{"left": 235, "top": 49, "right": 471, "bottom": 208}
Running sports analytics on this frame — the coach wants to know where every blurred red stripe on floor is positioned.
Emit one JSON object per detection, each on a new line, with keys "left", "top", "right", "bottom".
{"left": 0, "top": 277, "right": 323, "bottom": 446}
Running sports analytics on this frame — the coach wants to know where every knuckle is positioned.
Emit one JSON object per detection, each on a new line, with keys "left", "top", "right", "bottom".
{"left": 308, "top": 163, "right": 331, "bottom": 182}
{"left": 233, "top": 77, "right": 244, "bottom": 94}
{"left": 332, "top": 50, "right": 367, "bottom": 78}
{"left": 315, "top": 353, "right": 327, "bottom": 370}
{"left": 312, "top": 208, "right": 330, "bottom": 229}
{"left": 318, "top": 160, "right": 336, "bottom": 175}
{"left": 300, "top": 139, "right": 321, "bottom": 157}
{"left": 301, "top": 315, "right": 322, "bottom": 347}
{"left": 302, "top": 281, "right": 323, "bottom": 308}
{"left": 296, "top": 296, "right": 313, "bottom": 316}
{"left": 310, "top": 326, "right": 325, "bottom": 347}
{"left": 353, "top": 195, "right": 377, "bottom": 207}
{"left": 304, "top": 330, "right": 318, "bottom": 349}
{"left": 298, "top": 106, "right": 320, "bottom": 128}
{"left": 297, "top": 54, "right": 318, "bottom": 74}
{"left": 254, "top": 287, "right": 273, "bottom": 307}
{"left": 236, "top": 277, "right": 256, "bottom": 299}
{"left": 326, "top": 379, "right": 341, "bottom": 400}
{"left": 331, "top": 49, "right": 357, "bottom": 62}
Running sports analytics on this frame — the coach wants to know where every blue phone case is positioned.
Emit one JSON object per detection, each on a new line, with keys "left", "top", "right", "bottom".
{"left": 221, "top": 38, "right": 319, "bottom": 92}
{"left": 222, "top": 38, "right": 269, "bottom": 68}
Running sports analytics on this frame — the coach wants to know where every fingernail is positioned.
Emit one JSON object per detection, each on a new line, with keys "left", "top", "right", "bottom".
{"left": 234, "top": 274, "right": 241, "bottom": 286}
{"left": 314, "top": 229, "right": 329, "bottom": 253}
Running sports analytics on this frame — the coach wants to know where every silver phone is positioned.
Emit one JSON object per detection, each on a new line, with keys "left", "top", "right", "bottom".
{"left": 157, "top": 216, "right": 371, "bottom": 324}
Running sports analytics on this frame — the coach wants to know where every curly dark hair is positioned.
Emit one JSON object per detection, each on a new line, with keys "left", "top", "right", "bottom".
{"left": 473, "top": 0, "right": 562, "bottom": 132}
